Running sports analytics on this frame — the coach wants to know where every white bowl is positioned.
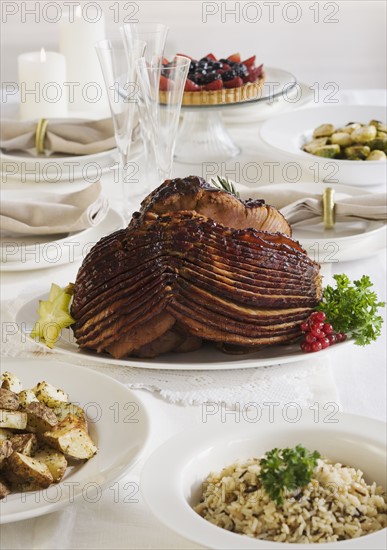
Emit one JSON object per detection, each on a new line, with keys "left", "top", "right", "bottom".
{"left": 141, "top": 412, "right": 387, "bottom": 549}
{"left": 260, "top": 105, "right": 386, "bottom": 187}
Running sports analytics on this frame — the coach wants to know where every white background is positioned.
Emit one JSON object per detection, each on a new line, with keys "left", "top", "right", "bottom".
{"left": 1, "top": 2, "right": 386, "bottom": 548}
{"left": 1, "top": 0, "right": 386, "bottom": 89}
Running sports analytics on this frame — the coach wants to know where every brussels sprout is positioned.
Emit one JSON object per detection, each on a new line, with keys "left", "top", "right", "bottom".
{"left": 366, "top": 150, "right": 386, "bottom": 161}
{"left": 313, "top": 144, "right": 341, "bottom": 158}
{"left": 344, "top": 145, "right": 371, "bottom": 160}
{"left": 369, "top": 120, "right": 387, "bottom": 133}
{"left": 302, "top": 137, "right": 328, "bottom": 153}
{"left": 313, "top": 124, "right": 335, "bottom": 138}
{"left": 340, "top": 123, "right": 361, "bottom": 134}
{"left": 330, "top": 132, "right": 353, "bottom": 147}
{"left": 368, "top": 136, "right": 387, "bottom": 153}
{"left": 351, "top": 125, "right": 377, "bottom": 143}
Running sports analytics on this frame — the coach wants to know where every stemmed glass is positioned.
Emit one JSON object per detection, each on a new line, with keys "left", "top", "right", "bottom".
{"left": 95, "top": 38, "right": 145, "bottom": 219}
{"left": 121, "top": 23, "right": 169, "bottom": 193}
{"left": 136, "top": 56, "right": 190, "bottom": 185}
{"left": 121, "top": 23, "right": 169, "bottom": 64}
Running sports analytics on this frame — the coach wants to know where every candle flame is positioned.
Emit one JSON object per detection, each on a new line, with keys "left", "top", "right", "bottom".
{"left": 75, "top": 5, "right": 82, "bottom": 18}
{"left": 40, "top": 48, "right": 46, "bottom": 63}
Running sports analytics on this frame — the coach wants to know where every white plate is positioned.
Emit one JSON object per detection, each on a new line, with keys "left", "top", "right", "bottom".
{"left": 0, "top": 140, "right": 143, "bottom": 185}
{"left": 241, "top": 182, "right": 386, "bottom": 263}
{"left": 141, "top": 412, "right": 387, "bottom": 549}
{"left": 1, "top": 208, "right": 125, "bottom": 271}
{"left": 222, "top": 81, "right": 314, "bottom": 124}
{"left": 15, "top": 294, "right": 351, "bottom": 371}
{"left": 260, "top": 105, "right": 386, "bottom": 186}
{"left": 0, "top": 358, "right": 150, "bottom": 524}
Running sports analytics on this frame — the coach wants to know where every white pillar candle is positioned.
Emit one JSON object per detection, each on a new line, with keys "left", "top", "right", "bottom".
{"left": 59, "top": 5, "right": 109, "bottom": 116}
{"left": 18, "top": 48, "right": 68, "bottom": 120}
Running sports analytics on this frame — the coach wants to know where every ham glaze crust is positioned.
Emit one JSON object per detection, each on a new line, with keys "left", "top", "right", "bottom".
{"left": 71, "top": 176, "right": 322, "bottom": 358}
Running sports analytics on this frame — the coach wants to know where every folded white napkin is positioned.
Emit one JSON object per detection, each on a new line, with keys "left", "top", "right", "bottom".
{"left": 0, "top": 118, "right": 115, "bottom": 156}
{"left": 241, "top": 189, "right": 387, "bottom": 226}
{"left": 1, "top": 181, "right": 109, "bottom": 236}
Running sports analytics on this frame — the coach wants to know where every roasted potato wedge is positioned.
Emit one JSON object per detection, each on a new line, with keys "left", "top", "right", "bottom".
{"left": 7, "top": 452, "right": 54, "bottom": 488}
{"left": 0, "top": 410, "right": 27, "bottom": 430}
{"left": 19, "top": 389, "right": 39, "bottom": 408}
{"left": 0, "top": 439, "right": 13, "bottom": 469}
{"left": 0, "top": 428, "right": 11, "bottom": 442}
{"left": 25, "top": 402, "right": 58, "bottom": 433}
{"left": 34, "top": 446, "right": 68, "bottom": 482}
{"left": 43, "top": 416, "right": 97, "bottom": 460}
{"left": 51, "top": 414, "right": 86, "bottom": 431}
{"left": 0, "top": 476, "right": 11, "bottom": 499}
{"left": 1, "top": 372, "right": 22, "bottom": 393}
{"left": 35, "top": 381, "right": 69, "bottom": 408}
{"left": 1, "top": 372, "right": 97, "bottom": 497}
{"left": 9, "top": 433, "right": 38, "bottom": 456}
{"left": 0, "top": 388, "right": 20, "bottom": 411}
{"left": 53, "top": 405, "right": 87, "bottom": 428}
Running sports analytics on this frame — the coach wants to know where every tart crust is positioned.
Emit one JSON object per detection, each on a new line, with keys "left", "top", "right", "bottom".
{"left": 160, "top": 73, "right": 266, "bottom": 106}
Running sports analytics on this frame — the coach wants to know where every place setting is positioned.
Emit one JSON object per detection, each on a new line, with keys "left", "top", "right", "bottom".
{"left": 1, "top": 5, "right": 386, "bottom": 550}
{"left": 237, "top": 180, "right": 387, "bottom": 263}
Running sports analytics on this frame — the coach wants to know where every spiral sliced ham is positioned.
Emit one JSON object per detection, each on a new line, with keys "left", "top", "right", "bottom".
{"left": 71, "top": 177, "right": 322, "bottom": 358}
{"left": 130, "top": 175, "right": 292, "bottom": 235}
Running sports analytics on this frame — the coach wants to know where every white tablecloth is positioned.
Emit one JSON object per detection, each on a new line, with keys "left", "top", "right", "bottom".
{"left": 1, "top": 89, "right": 386, "bottom": 549}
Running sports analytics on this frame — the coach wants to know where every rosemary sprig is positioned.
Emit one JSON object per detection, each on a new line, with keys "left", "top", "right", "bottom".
{"left": 210, "top": 176, "right": 240, "bottom": 199}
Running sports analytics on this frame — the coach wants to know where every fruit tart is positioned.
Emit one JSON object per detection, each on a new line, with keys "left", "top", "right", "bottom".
{"left": 160, "top": 53, "right": 265, "bottom": 106}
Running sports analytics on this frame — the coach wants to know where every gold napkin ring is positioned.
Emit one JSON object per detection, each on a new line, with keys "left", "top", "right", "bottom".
{"left": 35, "top": 118, "right": 48, "bottom": 155}
{"left": 322, "top": 187, "right": 335, "bottom": 229}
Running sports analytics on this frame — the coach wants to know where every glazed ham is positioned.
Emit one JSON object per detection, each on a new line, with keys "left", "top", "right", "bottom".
{"left": 130, "top": 176, "right": 292, "bottom": 235}
{"left": 71, "top": 177, "right": 322, "bottom": 358}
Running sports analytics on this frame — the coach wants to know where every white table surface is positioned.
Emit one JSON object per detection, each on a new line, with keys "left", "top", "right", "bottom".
{"left": 1, "top": 90, "right": 386, "bottom": 548}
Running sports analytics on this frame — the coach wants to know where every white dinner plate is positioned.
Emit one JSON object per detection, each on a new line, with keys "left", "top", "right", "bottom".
{"left": 0, "top": 358, "right": 150, "bottom": 524}
{"left": 15, "top": 294, "right": 352, "bottom": 371}
{"left": 141, "top": 412, "right": 387, "bottom": 550}
{"left": 1, "top": 207, "right": 125, "bottom": 271}
{"left": 260, "top": 105, "right": 386, "bottom": 186}
{"left": 0, "top": 140, "right": 143, "bottom": 185}
{"left": 241, "top": 182, "right": 386, "bottom": 263}
{"left": 222, "top": 81, "right": 314, "bottom": 124}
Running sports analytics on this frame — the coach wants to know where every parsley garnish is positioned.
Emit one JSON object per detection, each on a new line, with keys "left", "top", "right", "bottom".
{"left": 260, "top": 445, "right": 320, "bottom": 505}
{"left": 317, "top": 274, "right": 385, "bottom": 346}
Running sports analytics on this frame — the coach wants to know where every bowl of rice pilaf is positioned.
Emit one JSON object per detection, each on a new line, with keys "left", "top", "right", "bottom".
{"left": 194, "top": 449, "right": 386, "bottom": 544}
{"left": 141, "top": 412, "right": 387, "bottom": 549}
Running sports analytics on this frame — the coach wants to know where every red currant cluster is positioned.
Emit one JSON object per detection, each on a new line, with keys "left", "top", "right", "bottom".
{"left": 300, "top": 311, "right": 347, "bottom": 353}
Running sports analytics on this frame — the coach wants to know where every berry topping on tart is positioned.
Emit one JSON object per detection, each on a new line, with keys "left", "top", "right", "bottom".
{"left": 161, "top": 53, "right": 265, "bottom": 105}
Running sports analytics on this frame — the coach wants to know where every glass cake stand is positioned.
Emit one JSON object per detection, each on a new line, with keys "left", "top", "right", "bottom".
{"left": 174, "top": 67, "right": 297, "bottom": 163}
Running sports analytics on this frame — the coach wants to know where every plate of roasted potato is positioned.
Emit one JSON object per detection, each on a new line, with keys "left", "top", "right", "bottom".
{"left": 260, "top": 105, "right": 386, "bottom": 186}
{"left": 0, "top": 359, "right": 150, "bottom": 523}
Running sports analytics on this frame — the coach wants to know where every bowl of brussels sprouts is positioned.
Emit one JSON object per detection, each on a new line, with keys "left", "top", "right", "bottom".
{"left": 260, "top": 105, "right": 386, "bottom": 186}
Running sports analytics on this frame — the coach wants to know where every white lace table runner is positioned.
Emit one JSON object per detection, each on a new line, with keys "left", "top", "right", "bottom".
{"left": 1, "top": 287, "right": 339, "bottom": 408}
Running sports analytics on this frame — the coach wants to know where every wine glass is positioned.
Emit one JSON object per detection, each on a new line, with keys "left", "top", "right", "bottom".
{"left": 121, "top": 23, "right": 169, "bottom": 64}
{"left": 121, "top": 22, "right": 169, "bottom": 196}
{"left": 95, "top": 38, "right": 145, "bottom": 219}
{"left": 136, "top": 55, "right": 190, "bottom": 186}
